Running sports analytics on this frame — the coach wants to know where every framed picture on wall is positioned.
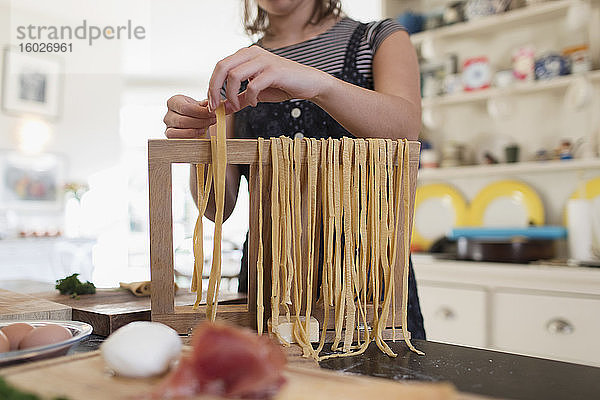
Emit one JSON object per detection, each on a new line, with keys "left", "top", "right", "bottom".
{"left": 0, "top": 152, "right": 66, "bottom": 210}
{"left": 1, "top": 48, "right": 63, "bottom": 119}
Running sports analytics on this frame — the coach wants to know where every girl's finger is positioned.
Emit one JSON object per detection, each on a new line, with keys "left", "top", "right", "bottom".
{"left": 167, "top": 97, "right": 213, "bottom": 119}
{"left": 164, "top": 111, "right": 216, "bottom": 129}
{"left": 208, "top": 47, "right": 261, "bottom": 111}
{"left": 225, "top": 60, "right": 263, "bottom": 112}
{"left": 239, "top": 72, "right": 277, "bottom": 108}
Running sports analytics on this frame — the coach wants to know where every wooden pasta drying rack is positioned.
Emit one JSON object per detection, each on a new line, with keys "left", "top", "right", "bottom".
{"left": 148, "top": 139, "right": 420, "bottom": 339}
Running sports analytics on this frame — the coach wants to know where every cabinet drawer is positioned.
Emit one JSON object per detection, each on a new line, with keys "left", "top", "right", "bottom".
{"left": 417, "top": 284, "right": 487, "bottom": 347}
{"left": 492, "top": 291, "right": 600, "bottom": 366}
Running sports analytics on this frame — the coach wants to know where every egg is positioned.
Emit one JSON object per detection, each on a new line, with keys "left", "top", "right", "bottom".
{"left": 0, "top": 331, "right": 10, "bottom": 353}
{"left": 19, "top": 324, "right": 72, "bottom": 350}
{"left": 101, "top": 321, "right": 182, "bottom": 378}
{"left": 1, "top": 322, "right": 34, "bottom": 350}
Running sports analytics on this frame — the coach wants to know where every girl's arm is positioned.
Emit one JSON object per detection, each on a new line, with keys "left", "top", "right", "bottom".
{"left": 207, "top": 30, "right": 421, "bottom": 140}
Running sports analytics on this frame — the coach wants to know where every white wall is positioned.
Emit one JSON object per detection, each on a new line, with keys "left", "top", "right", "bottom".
{"left": 0, "top": 1, "right": 123, "bottom": 182}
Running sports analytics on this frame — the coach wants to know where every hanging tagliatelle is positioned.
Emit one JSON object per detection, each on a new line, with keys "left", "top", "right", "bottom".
{"left": 193, "top": 106, "right": 421, "bottom": 360}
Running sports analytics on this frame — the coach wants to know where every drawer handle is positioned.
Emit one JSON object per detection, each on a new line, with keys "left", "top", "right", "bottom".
{"left": 546, "top": 319, "right": 574, "bottom": 335}
{"left": 435, "top": 307, "right": 455, "bottom": 320}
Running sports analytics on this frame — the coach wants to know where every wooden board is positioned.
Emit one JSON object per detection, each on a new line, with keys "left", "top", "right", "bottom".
{"left": 0, "top": 289, "right": 71, "bottom": 321}
{"left": 0, "top": 350, "right": 460, "bottom": 400}
{"left": 36, "top": 289, "right": 247, "bottom": 336}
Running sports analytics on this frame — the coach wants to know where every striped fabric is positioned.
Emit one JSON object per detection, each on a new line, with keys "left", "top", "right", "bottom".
{"left": 261, "top": 17, "right": 406, "bottom": 85}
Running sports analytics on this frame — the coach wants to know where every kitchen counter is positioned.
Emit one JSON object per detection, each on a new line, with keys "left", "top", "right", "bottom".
{"left": 69, "top": 335, "right": 600, "bottom": 400}
{"left": 5, "top": 280, "right": 600, "bottom": 399}
{"left": 319, "top": 340, "right": 600, "bottom": 400}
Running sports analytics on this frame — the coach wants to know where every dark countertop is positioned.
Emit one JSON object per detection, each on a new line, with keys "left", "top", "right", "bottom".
{"left": 72, "top": 336, "right": 600, "bottom": 400}
{"left": 319, "top": 340, "right": 600, "bottom": 400}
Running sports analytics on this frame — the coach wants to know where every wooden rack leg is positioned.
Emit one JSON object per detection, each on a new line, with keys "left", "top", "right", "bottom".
{"left": 149, "top": 160, "right": 175, "bottom": 318}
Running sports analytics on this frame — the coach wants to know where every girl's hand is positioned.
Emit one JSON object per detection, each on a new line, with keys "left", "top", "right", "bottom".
{"left": 207, "top": 45, "right": 330, "bottom": 113}
{"left": 163, "top": 95, "right": 217, "bottom": 138}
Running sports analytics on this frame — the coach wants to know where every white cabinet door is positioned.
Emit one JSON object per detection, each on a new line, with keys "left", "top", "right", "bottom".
{"left": 492, "top": 291, "right": 600, "bottom": 366}
{"left": 417, "top": 284, "right": 487, "bottom": 347}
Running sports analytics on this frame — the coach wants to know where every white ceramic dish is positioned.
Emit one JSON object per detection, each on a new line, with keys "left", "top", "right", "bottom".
{"left": 0, "top": 320, "right": 92, "bottom": 366}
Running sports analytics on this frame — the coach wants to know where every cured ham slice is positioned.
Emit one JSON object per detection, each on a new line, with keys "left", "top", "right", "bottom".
{"left": 152, "top": 322, "right": 287, "bottom": 399}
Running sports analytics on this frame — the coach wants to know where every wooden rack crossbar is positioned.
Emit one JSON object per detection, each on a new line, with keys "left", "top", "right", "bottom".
{"left": 148, "top": 138, "right": 421, "bottom": 337}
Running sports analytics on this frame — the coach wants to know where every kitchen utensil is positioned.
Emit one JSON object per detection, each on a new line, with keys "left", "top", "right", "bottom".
{"left": 456, "top": 237, "right": 556, "bottom": 263}
{"left": 449, "top": 226, "right": 567, "bottom": 240}
{"left": 462, "top": 57, "right": 492, "bottom": 91}
{"left": 512, "top": 46, "right": 535, "bottom": 81}
{"left": 494, "top": 69, "right": 514, "bottom": 87}
{"left": 534, "top": 53, "right": 571, "bottom": 80}
{"left": 468, "top": 180, "right": 544, "bottom": 227}
{"left": 0, "top": 320, "right": 92, "bottom": 366}
{"left": 567, "top": 199, "right": 594, "bottom": 262}
{"left": 413, "top": 184, "right": 468, "bottom": 251}
{"left": 443, "top": 1, "right": 466, "bottom": 25}
{"left": 566, "top": 177, "right": 600, "bottom": 261}
{"left": 396, "top": 11, "right": 424, "bottom": 34}
{"left": 563, "top": 45, "right": 591, "bottom": 74}
{"left": 504, "top": 144, "right": 520, "bottom": 163}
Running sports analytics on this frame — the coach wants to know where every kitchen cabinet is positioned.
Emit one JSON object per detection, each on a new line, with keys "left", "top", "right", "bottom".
{"left": 493, "top": 290, "right": 600, "bottom": 363}
{"left": 413, "top": 253, "right": 600, "bottom": 366}
{"left": 417, "top": 284, "right": 487, "bottom": 347}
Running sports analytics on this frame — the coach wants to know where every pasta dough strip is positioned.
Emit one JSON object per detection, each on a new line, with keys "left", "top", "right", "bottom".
{"left": 192, "top": 163, "right": 213, "bottom": 309}
{"left": 292, "top": 138, "right": 303, "bottom": 318}
{"left": 282, "top": 138, "right": 294, "bottom": 312}
{"left": 206, "top": 103, "right": 227, "bottom": 321}
{"left": 191, "top": 164, "right": 205, "bottom": 295}
{"left": 374, "top": 140, "right": 396, "bottom": 357}
{"left": 195, "top": 136, "right": 423, "bottom": 359}
{"left": 400, "top": 139, "right": 425, "bottom": 356}
{"left": 357, "top": 140, "right": 370, "bottom": 345}
{"left": 276, "top": 140, "right": 290, "bottom": 320}
{"left": 304, "top": 139, "right": 318, "bottom": 334}
{"left": 256, "top": 138, "right": 264, "bottom": 335}
{"left": 341, "top": 138, "right": 356, "bottom": 352}
{"left": 270, "top": 138, "right": 289, "bottom": 346}
{"left": 315, "top": 139, "right": 331, "bottom": 355}
{"left": 367, "top": 139, "right": 381, "bottom": 334}
{"left": 331, "top": 140, "right": 345, "bottom": 351}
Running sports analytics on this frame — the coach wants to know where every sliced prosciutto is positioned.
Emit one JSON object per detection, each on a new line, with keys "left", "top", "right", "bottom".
{"left": 152, "top": 322, "right": 287, "bottom": 399}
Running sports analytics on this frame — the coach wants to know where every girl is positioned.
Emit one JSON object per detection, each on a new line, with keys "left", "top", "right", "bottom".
{"left": 163, "top": 0, "right": 425, "bottom": 339}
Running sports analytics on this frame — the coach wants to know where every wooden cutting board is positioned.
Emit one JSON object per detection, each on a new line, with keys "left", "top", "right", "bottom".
{"left": 36, "top": 289, "right": 247, "bottom": 336}
{"left": 0, "top": 289, "right": 71, "bottom": 321}
{"left": 1, "top": 351, "right": 459, "bottom": 400}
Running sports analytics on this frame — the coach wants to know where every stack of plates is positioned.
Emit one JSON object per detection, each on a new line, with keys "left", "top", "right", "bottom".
{"left": 413, "top": 180, "right": 546, "bottom": 251}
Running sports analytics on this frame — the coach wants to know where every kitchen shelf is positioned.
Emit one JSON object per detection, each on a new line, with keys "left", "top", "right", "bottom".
{"left": 422, "top": 70, "right": 600, "bottom": 107}
{"left": 417, "top": 158, "right": 600, "bottom": 180}
{"left": 410, "top": 0, "right": 578, "bottom": 46}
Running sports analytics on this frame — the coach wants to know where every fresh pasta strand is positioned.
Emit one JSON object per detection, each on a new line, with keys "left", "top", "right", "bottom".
{"left": 270, "top": 138, "right": 289, "bottom": 346}
{"left": 400, "top": 139, "right": 425, "bottom": 356}
{"left": 341, "top": 138, "right": 356, "bottom": 352}
{"left": 192, "top": 163, "right": 213, "bottom": 309}
{"left": 257, "top": 138, "right": 265, "bottom": 335}
{"left": 195, "top": 136, "right": 422, "bottom": 360}
{"left": 191, "top": 164, "right": 205, "bottom": 295}
{"left": 206, "top": 103, "right": 227, "bottom": 321}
